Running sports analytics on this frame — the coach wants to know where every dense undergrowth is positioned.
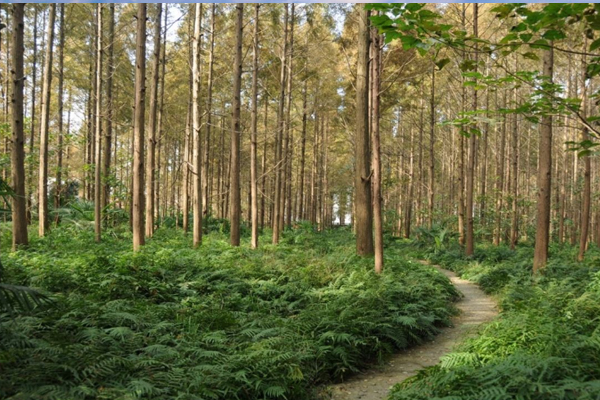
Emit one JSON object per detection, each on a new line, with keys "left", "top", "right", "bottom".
{"left": 0, "top": 224, "right": 458, "bottom": 400}
{"left": 390, "top": 230, "right": 600, "bottom": 400}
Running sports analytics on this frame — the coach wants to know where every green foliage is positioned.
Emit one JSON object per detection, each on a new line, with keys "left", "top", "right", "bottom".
{"left": 0, "top": 226, "right": 458, "bottom": 399}
{"left": 390, "top": 243, "right": 600, "bottom": 400}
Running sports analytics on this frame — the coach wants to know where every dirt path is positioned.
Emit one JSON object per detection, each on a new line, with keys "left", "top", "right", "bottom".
{"left": 322, "top": 261, "right": 498, "bottom": 400}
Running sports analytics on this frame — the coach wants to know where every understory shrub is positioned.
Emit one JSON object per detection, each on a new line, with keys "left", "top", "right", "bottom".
{"left": 0, "top": 226, "right": 458, "bottom": 400}
{"left": 390, "top": 242, "right": 600, "bottom": 400}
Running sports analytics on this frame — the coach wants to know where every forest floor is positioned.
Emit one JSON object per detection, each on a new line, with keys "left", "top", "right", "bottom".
{"left": 323, "top": 261, "right": 498, "bottom": 400}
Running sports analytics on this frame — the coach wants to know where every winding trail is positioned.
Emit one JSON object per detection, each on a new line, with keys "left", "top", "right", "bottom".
{"left": 323, "top": 261, "right": 498, "bottom": 400}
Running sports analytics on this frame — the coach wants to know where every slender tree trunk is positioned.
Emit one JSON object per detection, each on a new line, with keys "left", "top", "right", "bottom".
{"left": 145, "top": 3, "right": 161, "bottom": 238}
{"left": 203, "top": 4, "right": 216, "bottom": 217}
{"left": 283, "top": 5, "right": 295, "bottom": 229}
{"left": 260, "top": 99, "right": 268, "bottom": 229}
{"left": 371, "top": 21, "right": 383, "bottom": 273}
{"left": 38, "top": 4, "right": 55, "bottom": 237}
{"left": 510, "top": 60, "right": 520, "bottom": 249}
{"left": 428, "top": 63, "right": 435, "bottom": 229}
{"left": 298, "top": 80, "right": 308, "bottom": 221}
{"left": 250, "top": 5, "right": 260, "bottom": 248}
{"left": 272, "top": 4, "right": 288, "bottom": 244}
{"left": 465, "top": 3, "right": 478, "bottom": 256}
{"left": 578, "top": 48, "right": 591, "bottom": 262}
{"left": 494, "top": 89, "right": 507, "bottom": 246}
{"left": 192, "top": 4, "right": 203, "bottom": 247}
{"left": 230, "top": 4, "right": 243, "bottom": 246}
{"left": 405, "top": 127, "right": 414, "bottom": 238}
{"left": 103, "top": 4, "right": 115, "bottom": 210}
{"left": 533, "top": 45, "right": 554, "bottom": 273}
{"left": 27, "top": 5, "right": 38, "bottom": 225}
{"left": 355, "top": 7, "right": 374, "bottom": 256}
{"left": 132, "top": 3, "right": 147, "bottom": 251}
{"left": 11, "top": 4, "right": 28, "bottom": 249}
{"left": 94, "top": 4, "right": 103, "bottom": 242}
{"left": 55, "top": 4, "right": 65, "bottom": 221}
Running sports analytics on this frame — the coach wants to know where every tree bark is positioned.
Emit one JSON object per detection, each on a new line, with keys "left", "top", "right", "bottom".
{"left": 55, "top": 4, "right": 65, "bottom": 220}
{"left": 203, "top": 4, "right": 216, "bottom": 217}
{"left": 230, "top": 4, "right": 243, "bottom": 246}
{"left": 428, "top": 63, "right": 436, "bottom": 229}
{"left": 465, "top": 3, "right": 478, "bottom": 257}
{"left": 272, "top": 4, "right": 288, "bottom": 244}
{"left": 533, "top": 45, "right": 554, "bottom": 273}
{"left": 103, "top": 4, "right": 115, "bottom": 210}
{"left": 38, "top": 4, "right": 55, "bottom": 237}
{"left": 132, "top": 3, "right": 147, "bottom": 251}
{"left": 250, "top": 5, "right": 260, "bottom": 248}
{"left": 145, "top": 3, "right": 162, "bottom": 238}
{"left": 10, "top": 3, "right": 28, "bottom": 249}
{"left": 94, "top": 4, "right": 103, "bottom": 242}
{"left": 355, "top": 7, "right": 374, "bottom": 256}
{"left": 371, "top": 21, "right": 383, "bottom": 273}
{"left": 578, "top": 48, "right": 591, "bottom": 262}
{"left": 192, "top": 4, "right": 203, "bottom": 247}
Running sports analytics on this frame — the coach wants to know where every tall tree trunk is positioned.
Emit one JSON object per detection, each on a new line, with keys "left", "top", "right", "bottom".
{"left": 405, "top": 127, "right": 414, "bottom": 238}
{"left": 428, "top": 63, "right": 435, "bottom": 229}
{"left": 465, "top": 3, "right": 478, "bottom": 256}
{"left": 94, "top": 4, "right": 103, "bottom": 242}
{"left": 132, "top": 3, "right": 147, "bottom": 251}
{"left": 578, "top": 48, "right": 591, "bottom": 262}
{"left": 192, "top": 4, "right": 203, "bottom": 247}
{"left": 272, "top": 4, "right": 288, "bottom": 244}
{"left": 203, "top": 4, "right": 216, "bottom": 216}
{"left": 10, "top": 3, "right": 28, "bottom": 249}
{"left": 283, "top": 4, "right": 295, "bottom": 229}
{"left": 355, "top": 7, "right": 374, "bottom": 256}
{"left": 55, "top": 4, "right": 65, "bottom": 221}
{"left": 298, "top": 80, "right": 308, "bottom": 221}
{"left": 145, "top": 3, "right": 162, "bottom": 238}
{"left": 38, "top": 4, "right": 55, "bottom": 237}
{"left": 494, "top": 88, "right": 507, "bottom": 246}
{"left": 260, "top": 99, "right": 268, "bottom": 229}
{"left": 230, "top": 4, "right": 243, "bottom": 246}
{"left": 250, "top": 5, "right": 260, "bottom": 248}
{"left": 533, "top": 46, "right": 554, "bottom": 273}
{"left": 103, "top": 4, "right": 115, "bottom": 211}
{"left": 371, "top": 21, "right": 383, "bottom": 273}
{"left": 27, "top": 5, "right": 38, "bottom": 224}
{"left": 510, "top": 59, "right": 520, "bottom": 249}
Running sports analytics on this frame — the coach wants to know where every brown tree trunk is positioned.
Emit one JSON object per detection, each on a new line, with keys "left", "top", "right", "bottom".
{"left": 250, "top": 5, "right": 260, "bottom": 248}
{"left": 192, "top": 4, "right": 203, "bottom": 247}
{"left": 355, "top": 7, "right": 374, "bottom": 256}
{"left": 298, "top": 80, "right": 308, "bottom": 221}
{"left": 371, "top": 21, "right": 383, "bottom": 273}
{"left": 145, "top": 4, "right": 161, "bottom": 238}
{"left": 203, "top": 4, "right": 216, "bottom": 217}
{"left": 132, "top": 3, "right": 147, "bottom": 251}
{"left": 578, "top": 48, "right": 591, "bottom": 262}
{"left": 27, "top": 5, "right": 38, "bottom": 225}
{"left": 55, "top": 4, "right": 65, "bottom": 221}
{"left": 230, "top": 4, "right": 243, "bottom": 246}
{"left": 465, "top": 3, "right": 478, "bottom": 257}
{"left": 533, "top": 46, "right": 554, "bottom": 273}
{"left": 272, "top": 4, "right": 288, "bottom": 244}
{"left": 103, "top": 4, "right": 115, "bottom": 210}
{"left": 494, "top": 88, "right": 507, "bottom": 246}
{"left": 94, "top": 4, "right": 103, "bottom": 242}
{"left": 10, "top": 4, "right": 28, "bottom": 249}
{"left": 428, "top": 63, "right": 435, "bottom": 229}
{"left": 38, "top": 4, "right": 55, "bottom": 237}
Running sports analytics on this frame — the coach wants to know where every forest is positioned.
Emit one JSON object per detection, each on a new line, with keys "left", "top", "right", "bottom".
{"left": 2, "top": 2, "right": 600, "bottom": 400}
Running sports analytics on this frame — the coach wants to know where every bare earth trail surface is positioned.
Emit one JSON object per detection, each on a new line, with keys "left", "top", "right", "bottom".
{"left": 323, "top": 261, "right": 498, "bottom": 400}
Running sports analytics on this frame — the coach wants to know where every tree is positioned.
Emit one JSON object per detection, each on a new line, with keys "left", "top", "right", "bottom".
{"left": 192, "top": 4, "right": 203, "bottom": 248}
{"left": 146, "top": 3, "right": 162, "bottom": 238}
{"left": 230, "top": 4, "right": 243, "bottom": 247}
{"left": 355, "top": 7, "right": 374, "bottom": 256}
{"left": 578, "top": 47, "right": 591, "bottom": 262}
{"left": 38, "top": 4, "right": 56, "bottom": 237}
{"left": 10, "top": 3, "right": 28, "bottom": 249}
{"left": 55, "top": 4, "right": 65, "bottom": 218}
{"left": 94, "top": 4, "right": 103, "bottom": 242}
{"left": 132, "top": 3, "right": 147, "bottom": 251}
{"left": 250, "top": 5, "right": 260, "bottom": 249}
{"left": 371, "top": 15, "right": 383, "bottom": 273}
{"left": 465, "top": 3, "right": 478, "bottom": 257}
{"left": 102, "top": 4, "right": 115, "bottom": 210}
{"left": 533, "top": 45, "right": 554, "bottom": 273}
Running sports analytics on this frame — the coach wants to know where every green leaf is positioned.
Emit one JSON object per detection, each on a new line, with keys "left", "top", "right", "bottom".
{"left": 590, "top": 38, "right": 600, "bottom": 52}
{"left": 435, "top": 58, "right": 450, "bottom": 71}
{"left": 542, "top": 29, "right": 566, "bottom": 41}
{"left": 522, "top": 52, "right": 540, "bottom": 61}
